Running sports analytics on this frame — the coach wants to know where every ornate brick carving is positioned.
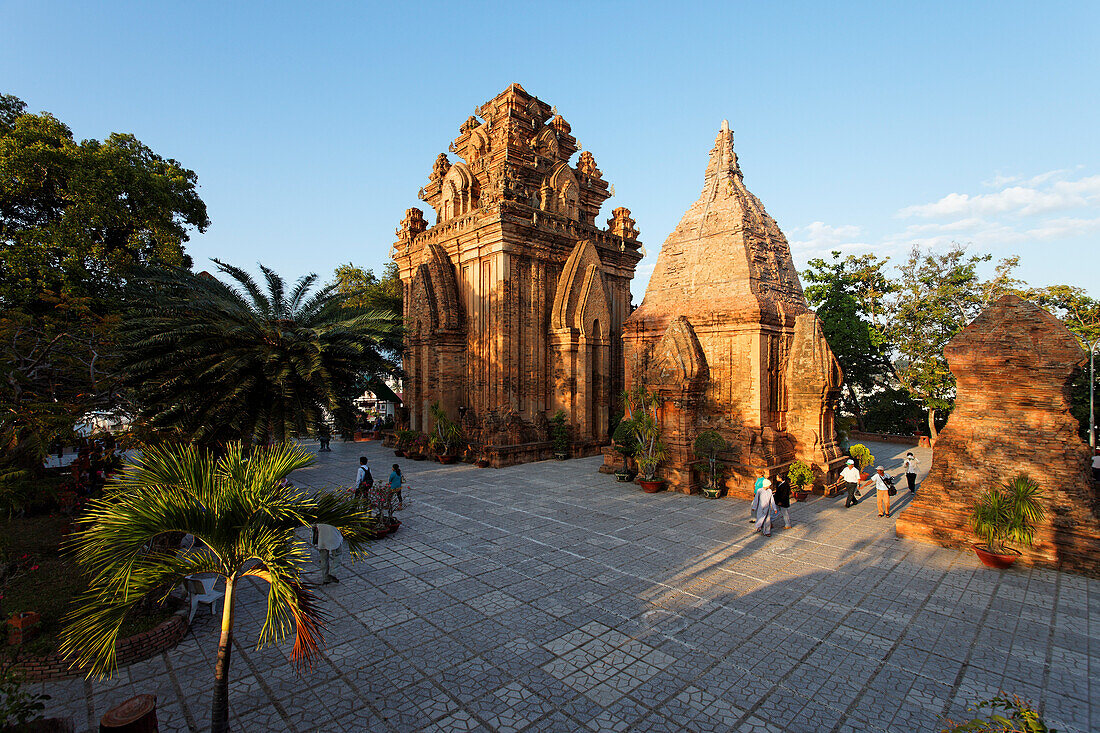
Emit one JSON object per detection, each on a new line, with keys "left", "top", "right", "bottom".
{"left": 607, "top": 207, "right": 639, "bottom": 241}
{"left": 895, "top": 295, "right": 1100, "bottom": 576}
{"left": 607, "top": 121, "right": 844, "bottom": 493}
{"left": 395, "top": 84, "right": 642, "bottom": 465}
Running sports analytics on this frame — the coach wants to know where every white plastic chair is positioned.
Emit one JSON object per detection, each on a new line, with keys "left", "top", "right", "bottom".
{"left": 183, "top": 574, "right": 224, "bottom": 624}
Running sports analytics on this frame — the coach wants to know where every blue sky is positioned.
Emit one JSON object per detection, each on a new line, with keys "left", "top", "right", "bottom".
{"left": 3, "top": 1, "right": 1098, "bottom": 300}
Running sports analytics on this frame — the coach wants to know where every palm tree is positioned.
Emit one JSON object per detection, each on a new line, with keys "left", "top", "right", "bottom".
{"left": 60, "top": 441, "right": 376, "bottom": 733}
{"left": 122, "top": 260, "right": 400, "bottom": 445}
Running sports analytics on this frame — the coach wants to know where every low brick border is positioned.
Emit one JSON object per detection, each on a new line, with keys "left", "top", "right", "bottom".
{"left": 14, "top": 610, "right": 189, "bottom": 681}
{"left": 848, "top": 430, "right": 922, "bottom": 446}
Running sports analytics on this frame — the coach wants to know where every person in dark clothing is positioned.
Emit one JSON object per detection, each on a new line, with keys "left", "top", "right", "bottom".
{"left": 354, "top": 457, "right": 373, "bottom": 503}
{"left": 772, "top": 474, "right": 792, "bottom": 529}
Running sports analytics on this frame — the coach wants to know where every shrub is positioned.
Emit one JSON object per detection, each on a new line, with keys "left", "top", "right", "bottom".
{"left": 970, "top": 474, "right": 1045, "bottom": 555}
{"left": 849, "top": 443, "right": 874, "bottom": 471}
{"left": 788, "top": 460, "right": 815, "bottom": 491}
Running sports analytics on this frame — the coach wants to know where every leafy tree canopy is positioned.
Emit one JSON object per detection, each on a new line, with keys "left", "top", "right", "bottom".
{"left": 0, "top": 93, "right": 208, "bottom": 310}
{"left": 121, "top": 261, "right": 400, "bottom": 446}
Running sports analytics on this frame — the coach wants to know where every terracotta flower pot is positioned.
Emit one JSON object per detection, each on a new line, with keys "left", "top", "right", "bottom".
{"left": 438, "top": 455, "right": 457, "bottom": 464}
{"left": 794, "top": 490, "right": 809, "bottom": 502}
{"left": 973, "top": 544, "right": 1020, "bottom": 569}
{"left": 477, "top": 459, "right": 491, "bottom": 468}
{"left": 639, "top": 479, "right": 665, "bottom": 493}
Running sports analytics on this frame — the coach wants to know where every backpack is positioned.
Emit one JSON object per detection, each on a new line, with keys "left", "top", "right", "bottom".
{"left": 358, "top": 466, "right": 373, "bottom": 490}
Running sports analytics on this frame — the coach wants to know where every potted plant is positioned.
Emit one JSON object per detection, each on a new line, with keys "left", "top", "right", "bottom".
{"left": 788, "top": 460, "right": 814, "bottom": 501}
{"left": 393, "top": 429, "right": 415, "bottom": 457}
{"left": 693, "top": 430, "right": 727, "bottom": 499}
{"left": 623, "top": 386, "right": 667, "bottom": 492}
{"left": 549, "top": 410, "right": 570, "bottom": 459}
{"left": 612, "top": 418, "right": 637, "bottom": 481}
{"left": 849, "top": 443, "right": 874, "bottom": 479}
{"left": 430, "top": 402, "right": 462, "bottom": 463}
{"left": 969, "top": 474, "right": 1045, "bottom": 569}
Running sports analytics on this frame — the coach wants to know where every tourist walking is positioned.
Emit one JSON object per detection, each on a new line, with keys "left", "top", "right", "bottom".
{"left": 841, "top": 459, "right": 861, "bottom": 508}
{"left": 355, "top": 457, "right": 373, "bottom": 504}
{"left": 871, "top": 466, "right": 893, "bottom": 517}
{"left": 772, "top": 473, "right": 792, "bottom": 529}
{"left": 311, "top": 523, "right": 343, "bottom": 584}
{"left": 903, "top": 452, "right": 918, "bottom": 492}
{"left": 390, "top": 463, "right": 406, "bottom": 511}
{"left": 750, "top": 475, "right": 766, "bottom": 521}
{"left": 751, "top": 478, "right": 777, "bottom": 536}
{"left": 317, "top": 422, "right": 332, "bottom": 452}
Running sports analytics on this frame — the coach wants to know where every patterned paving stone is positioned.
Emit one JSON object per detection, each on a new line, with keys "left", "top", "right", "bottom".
{"left": 33, "top": 439, "right": 1099, "bottom": 732}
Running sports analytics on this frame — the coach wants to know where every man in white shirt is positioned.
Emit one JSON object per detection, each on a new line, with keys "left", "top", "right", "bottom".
{"left": 871, "top": 466, "right": 893, "bottom": 517}
{"left": 840, "top": 459, "right": 861, "bottom": 508}
{"left": 312, "top": 524, "right": 344, "bottom": 585}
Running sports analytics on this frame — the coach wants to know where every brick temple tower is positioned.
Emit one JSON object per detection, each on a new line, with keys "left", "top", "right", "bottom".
{"left": 393, "top": 84, "right": 643, "bottom": 465}
{"left": 608, "top": 121, "right": 846, "bottom": 494}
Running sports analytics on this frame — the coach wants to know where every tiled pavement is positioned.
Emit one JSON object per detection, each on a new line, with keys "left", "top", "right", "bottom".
{"left": 36, "top": 440, "right": 1097, "bottom": 732}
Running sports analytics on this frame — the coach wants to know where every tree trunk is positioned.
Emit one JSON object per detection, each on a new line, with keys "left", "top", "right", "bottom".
{"left": 927, "top": 408, "right": 938, "bottom": 442}
{"left": 211, "top": 576, "right": 236, "bottom": 733}
{"left": 846, "top": 384, "right": 866, "bottom": 431}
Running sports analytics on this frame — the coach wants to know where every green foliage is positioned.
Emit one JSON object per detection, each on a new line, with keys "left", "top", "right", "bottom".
{"left": 394, "top": 429, "right": 417, "bottom": 449}
{"left": 549, "top": 410, "right": 570, "bottom": 452}
{"left": 861, "top": 387, "right": 927, "bottom": 435}
{"left": 941, "top": 694, "right": 1055, "bottom": 732}
{"left": 969, "top": 474, "right": 1045, "bottom": 555}
{"left": 429, "top": 401, "right": 461, "bottom": 456}
{"left": 787, "top": 460, "right": 815, "bottom": 490}
{"left": 803, "top": 251, "right": 897, "bottom": 425}
{"left": 121, "top": 260, "right": 400, "bottom": 445}
{"left": 848, "top": 443, "right": 874, "bottom": 470}
{"left": 888, "top": 245, "right": 1022, "bottom": 436}
{"left": 60, "top": 442, "right": 376, "bottom": 731}
{"left": 621, "top": 387, "right": 667, "bottom": 481}
{"left": 693, "top": 430, "right": 727, "bottom": 491}
{"left": 0, "top": 663, "right": 49, "bottom": 728}
{"left": 612, "top": 418, "right": 636, "bottom": 457}
{"left": 328, "top": 262, "right": 403, "bottom": 355}
{"left": 0, "top": 93, "right": 208, "bottom": 309}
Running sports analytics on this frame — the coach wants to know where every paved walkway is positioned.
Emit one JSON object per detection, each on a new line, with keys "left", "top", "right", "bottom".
{"left": 37, "top": 440, "right": 1096, "bottom": 732}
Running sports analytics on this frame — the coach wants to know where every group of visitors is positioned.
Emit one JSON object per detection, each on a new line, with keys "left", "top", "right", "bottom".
{"left": 752, "top": 450, "right": 921, "bottom": 536}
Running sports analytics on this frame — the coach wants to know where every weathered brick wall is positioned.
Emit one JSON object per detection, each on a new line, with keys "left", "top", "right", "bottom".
{"left": 16, "top": 611, "right": 188, "bottom": 682}
{"left": 895, "top": 295, "right": 1100, "bottom": 576}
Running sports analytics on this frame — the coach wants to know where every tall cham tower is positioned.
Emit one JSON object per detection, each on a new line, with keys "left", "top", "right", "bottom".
{"left": 611, "top": 121, "right": 845, "bottom": 494}
{"left": 393, "top": 84, "right": 643, "bottom": 466}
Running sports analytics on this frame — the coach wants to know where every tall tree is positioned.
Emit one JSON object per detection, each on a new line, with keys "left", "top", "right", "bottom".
{"left": 0, "top": 93, "right": 208, "bottom": 473}
{"left": 803, "top": 251, "right": 897, "bottom": 428}
{"left": 0, "top": 93, "right": 208, "bottom": 309}
{"left": 60, "top": 442, "right": 376, "bottom": 733}
{"left": 886, "top": 245, "right": 1022, "bottom": 440}
{"left": 122, "top": 261, "right": 400, "bottom": 445}
{"left": 1029, "top": 285, "right": 1100, "bottom": 441}
{"left": 328, "top": 261, "right": 403, "bottom": 356}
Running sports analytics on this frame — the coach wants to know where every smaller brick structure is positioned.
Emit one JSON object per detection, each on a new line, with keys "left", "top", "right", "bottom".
{"left": 896, "top": 295, "right": 1100, "bottom": 576}
{"left": 15, "top": 611, "right": 188, "bottom": 681}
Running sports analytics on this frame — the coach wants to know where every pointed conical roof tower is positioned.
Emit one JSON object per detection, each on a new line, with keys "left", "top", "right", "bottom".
{"left": 612, "top": 123, "right": 844, "bottom": 496}
{"left": 629, "top": 121, "right": 808, "bottom": 330}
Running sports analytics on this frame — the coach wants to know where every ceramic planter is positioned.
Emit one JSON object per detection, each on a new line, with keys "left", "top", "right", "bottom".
{"left": 973, "top": 544, "right": 1020, "bottom": 569}
{"left": 794, "top": 490, "right": 809, "bottom": 502}
{"left": 702, "top": 487, "right": 721, "bottom": 499}
{"left": 477, "top": 459, "right": 491, "bottom": 468}
{"left": 438, "top": 455, "right": 457, "bottom": 464}
{"left": 639, "top": 479, "right": 665, "bottom": 493}
{"left": 554, "top": 451, "right": 568, "bottom": 460}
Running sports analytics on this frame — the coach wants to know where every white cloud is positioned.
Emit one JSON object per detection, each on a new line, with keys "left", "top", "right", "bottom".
{"left": 788, "top": 221, "right": 868, "bottom": 257}
{"left": 899, "top": 173, "right": 1100, "bottom": 219}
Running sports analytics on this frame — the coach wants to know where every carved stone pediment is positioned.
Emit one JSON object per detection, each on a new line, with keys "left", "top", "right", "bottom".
{"left": 645, "top": 316, "right": 708, "bottom": 389}
{"left": 551, "top": 239, "right": 610, "bottom": 337}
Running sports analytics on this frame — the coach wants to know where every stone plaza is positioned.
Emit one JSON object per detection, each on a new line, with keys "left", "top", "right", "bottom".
{"left": 33, "top": 439, "right": 1097, "bottom": 732}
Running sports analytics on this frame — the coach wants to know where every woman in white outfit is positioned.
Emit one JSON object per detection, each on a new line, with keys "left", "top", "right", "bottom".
{"left": 903, "top": 452, "right": 919, "bottom": 492}
{"left": 751, "top": 479, "right": 777, "bottom": 537}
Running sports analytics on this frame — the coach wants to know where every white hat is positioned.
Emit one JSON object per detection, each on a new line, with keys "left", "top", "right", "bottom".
{"left": 846, "top": 459, "right": 855, "bottom": 465}
{"left": 762, "top": 479, "right": 772, "bottom": 487}
{"left": 876, "top": 466, "right": 884, "bottom": 471}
